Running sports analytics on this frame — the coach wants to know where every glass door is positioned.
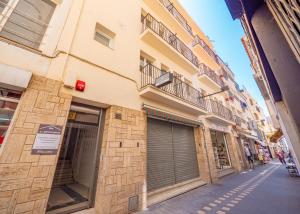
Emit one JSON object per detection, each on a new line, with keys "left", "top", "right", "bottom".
{"left": 47, "top": 104, "right": 104, "bottom": 214}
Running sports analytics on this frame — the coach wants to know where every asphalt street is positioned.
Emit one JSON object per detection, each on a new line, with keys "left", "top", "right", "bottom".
{"left": 139, "top": 161, "right": 300, "bottom": 214}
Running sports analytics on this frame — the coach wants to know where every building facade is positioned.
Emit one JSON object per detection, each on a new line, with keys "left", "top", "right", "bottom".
{"left": 225, "top": 0, "right": 300, "bottom": 170}
{"left": 0, "top": 0, "right": 269, "bottom": 213}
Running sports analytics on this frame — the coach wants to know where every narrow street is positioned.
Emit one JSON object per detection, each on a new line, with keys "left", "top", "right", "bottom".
{"left": 140, "top": 162, "right": 300, "bottom": 214}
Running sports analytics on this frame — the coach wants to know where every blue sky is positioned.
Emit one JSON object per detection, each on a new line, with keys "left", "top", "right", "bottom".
{"left": 178, "top": 0, "right": 269, "bottom": 115}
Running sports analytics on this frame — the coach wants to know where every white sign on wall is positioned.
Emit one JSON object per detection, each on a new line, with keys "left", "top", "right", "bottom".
{"left": 32, "top": 124, "right": 63, "bottom": 155}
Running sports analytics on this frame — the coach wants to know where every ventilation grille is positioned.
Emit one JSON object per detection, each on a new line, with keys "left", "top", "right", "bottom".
{"left": 128, "top": 195, "right": 139, "bottom": 212}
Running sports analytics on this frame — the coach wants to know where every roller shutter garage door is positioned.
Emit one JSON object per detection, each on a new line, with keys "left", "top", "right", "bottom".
{"left": 147, "top": 118, "right": 199, "bottom": 192}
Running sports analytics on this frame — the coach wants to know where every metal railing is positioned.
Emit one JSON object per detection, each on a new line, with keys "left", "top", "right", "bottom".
{"left": 198, "top": 63, "right": 224, "bottom": 87}
{"left": 193, "top": 35, "right": 219, "bottom": 62}
{"left": 192, "top": 35, "right": 236, "bottom": 81}
{"left": 208, "top": 99, "right": 234, "bottom": 122}
{"left": 158, "top": 0, "right": 193, "bottom": 36}
{"left": 141, "top": 14, "right": 199, "bottom": 68}
{"left": 141, "top": 64, "right": 207, "bottom": 110}
{"left": 234, "top": 115, "right": 246, "bottom": 126}
{"left": 247, "top": 120, "right": 258, "bottom": 130}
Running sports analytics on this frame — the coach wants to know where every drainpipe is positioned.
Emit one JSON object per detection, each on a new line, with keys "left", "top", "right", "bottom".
{"left": 201, "top": 125, "right": 213, "bottom": 184}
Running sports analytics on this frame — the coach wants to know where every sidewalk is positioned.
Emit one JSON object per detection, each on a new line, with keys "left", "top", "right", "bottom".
{"left": 139, "top": 162, "right": 300, "bottom": 214}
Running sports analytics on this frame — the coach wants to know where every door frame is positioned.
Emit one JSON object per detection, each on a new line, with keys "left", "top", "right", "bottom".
{"left": 46, "top": 102, "right": 106, "bottom": 214}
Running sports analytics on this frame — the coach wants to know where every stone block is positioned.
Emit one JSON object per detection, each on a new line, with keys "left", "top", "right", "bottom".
{"left": 23, "top": 145, "right": 32, "bottom": 151}
{"left": 47, "top": 95, "right": 60, "bottom": 103}
{"left": 29, "top": 190, "right": 49, "bottom": 201}
{"left": 19, "top": 150, "right": 39, "bottom": 163}
{"left": 20, "top": 89, "right": 38, "bottom": 112}
{"left": 16, "top": 188, "right": 30, "bottom": 204}
{"left": 0, "top": 179, "right": 32, "bottom": 191}
{"left": 12, "top": 127, "right": 35, "bottom": 135}
{"left": 28, "top": 166, "right": 50, "bottom": 178}
{"left": 0, "top": 163, "right": 31, "bottom": 181}
{"left": 35, "top": 91, "right": 48, "bottom": 109}
{"left": 56, "top": 117, "right": 66, "bottom": 126}
{"left": 25, "top": 113, "right": 56, "bottom": 124}
{"left": 0, "top": 134, "right": 26, "bottom": 163}
{"left": 33, "top": 199, "right": 46, "bottom": 214}
{"left": 14, "top": 112, "right": 27, "bottom": 128}
{"left": 31, "top": 178, "right": 47, "bottom": 191}
{"left": 0, "top": 191, "right": 13, "bottom": 210}
{"left": 14, "top": 201, "right": 34, "bottom": 213}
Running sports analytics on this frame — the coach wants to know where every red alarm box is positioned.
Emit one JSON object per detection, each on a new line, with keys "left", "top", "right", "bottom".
{"left": 75, "top": 80, "right": 85, "bottom": 92}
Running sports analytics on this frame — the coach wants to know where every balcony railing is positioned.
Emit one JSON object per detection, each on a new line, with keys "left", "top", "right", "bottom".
{"left": 234, "top": 115, "right": 246, "bottom": 126}
{"left": 199, "top": 63, "right": 224, "bottom": 87}
{"left": 208, "top": 99, "right": 234, "bottom": 122}
{"left": 158, "top": 0, "right": 193, "bottom": 36}
{"left": 193, "top": 36, "right": 219, "bottom": 62}
{"left": 141, "top": 64, "right": 207, "bottom": 110}
{"left": 141, "top": 14, "right": 199, "bottom": 68}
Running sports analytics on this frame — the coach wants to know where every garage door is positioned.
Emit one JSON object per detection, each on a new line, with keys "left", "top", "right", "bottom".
{"left": 147, "top": 118, "right": 199, "bottom": 192}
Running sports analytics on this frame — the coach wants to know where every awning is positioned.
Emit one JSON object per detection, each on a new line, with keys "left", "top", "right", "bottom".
{"left": 142, "top": 104, "right": 203, "bottom": 127}
{"left": 239, "top": 132, "right": 258, "bottom": 141}
{"left": 0, "top": 64, "right": 32, "bottom": 91}
{"left": 269, "top": 129, "right": 283, "bottom": 142}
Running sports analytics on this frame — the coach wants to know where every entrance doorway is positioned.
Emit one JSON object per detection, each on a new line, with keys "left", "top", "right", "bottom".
{"left": 47, "top": 104, "right": 104, "bottom": 214}
{"left": 210, "top": 130, "right": 231, "bottom": 171}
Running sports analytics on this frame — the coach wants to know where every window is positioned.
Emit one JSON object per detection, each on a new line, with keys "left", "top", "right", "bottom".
{"left": 0, "top": 0, "right": 8, "bottom": 13}
{"left": 256, "top": 106, "right": 260, "bottom": 112}
{"left": 0, "top": 0, "right": 56, "bottom": 49}
{"left": 249, "top": 99, "right": 254, "bottom": 105}
{"left": 0, "top": 88, "right": 21, "bottom": 147}
{"left": 95, "top": 32, "right": 110, "bottom": 47}
{"left": 200, "top": 89, "right": 207, "bottom": 97}
{"left": 94, "top": 23, "right": 115, "bottom": 48}
{"left": 139, "top": 56, "right": 145, "bottom": 71}
{"left": 140, "top": 55, "right": 153, "bottom": 76}
{"left": 160, "top": 64, "right": 169, "bottom": 75}
{"left": 184, "top": 78, "right": 192, "bottom": 96}
{"left": 173, "top": 71, "right": 182, "bottom": 79}
{"left": 254, "top": 113, "right": 259, "bottom": 121}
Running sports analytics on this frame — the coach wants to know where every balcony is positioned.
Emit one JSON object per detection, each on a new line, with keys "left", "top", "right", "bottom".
{"left": 141, "top": 14, "right": 199, "bottom": 72}
{"left": 234, "top": 115, "right": 248, "bottom": 129}
{"left": 198, "top": 63, "right": 224, "bottom": 90}
{"left": 205, "top": 100, "right": 235, "bottom": 125}
{"left": 158, "top": 0, "right": 193, "bottom": 36}
{"left": 140, "top": 64, "right": 207, "bottom": 115}
{"left": 192, "top": 36, "right": 219, "bottom": 65}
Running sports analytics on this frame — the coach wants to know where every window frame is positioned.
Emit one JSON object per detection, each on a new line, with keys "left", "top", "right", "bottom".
{"left": 94, "top": 30, "right": 113, "bottom": 48}
{"left": 0, "top": 0, "right": 57, "bottom": 50}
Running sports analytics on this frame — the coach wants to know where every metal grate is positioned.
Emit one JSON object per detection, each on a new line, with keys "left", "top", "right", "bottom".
{"left": 267, "top": 0, "right": 300, "bottom": 62}
{"left": 115, "top": 113, "right": 122, "bottom": 120}
{"left": 128, "top": 195, "right": 139, "bottom": 212}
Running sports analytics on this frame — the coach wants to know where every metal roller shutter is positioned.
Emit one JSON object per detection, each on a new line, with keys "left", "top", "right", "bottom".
{"left": 147, "top": 118, "right": 175, "bottom": 192}
{"left": 173, "top": 123, "right": 199, "bottom": 183}
{"left": 147, "top": 118, "right": 200, "bottom": 192}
